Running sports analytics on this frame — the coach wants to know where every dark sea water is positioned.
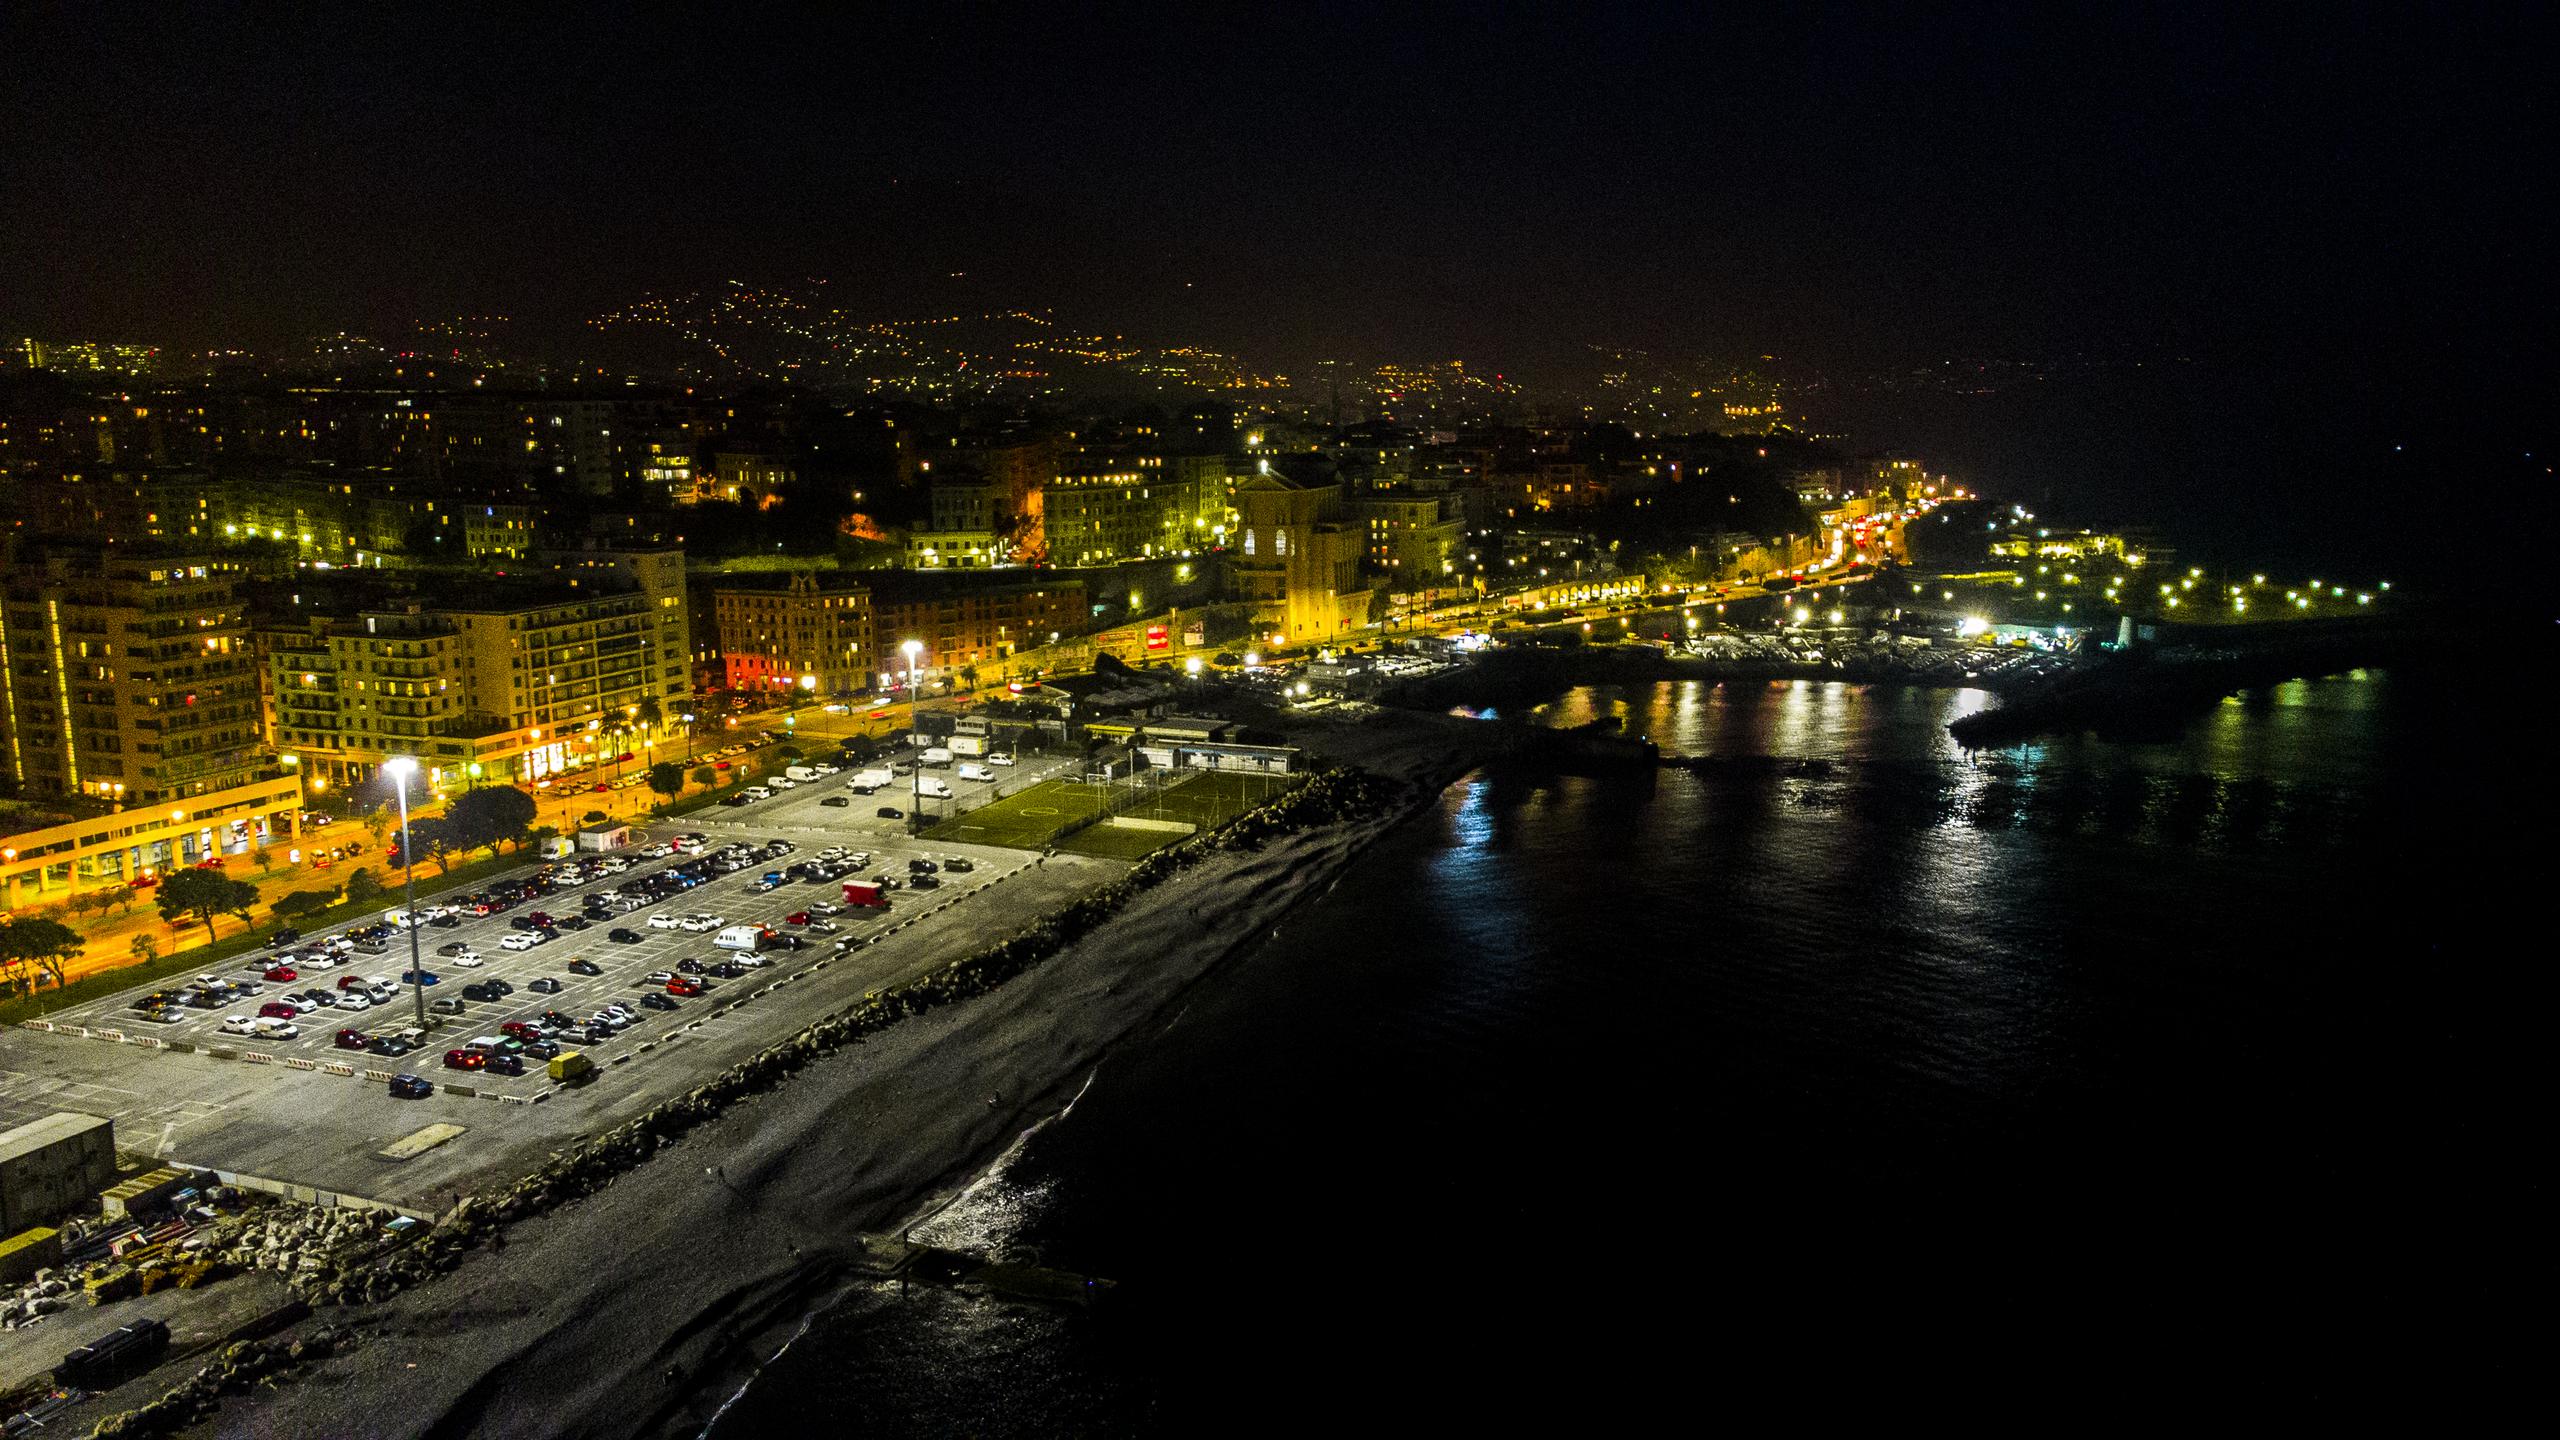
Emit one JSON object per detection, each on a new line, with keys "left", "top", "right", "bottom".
{"left": 712, "top": 671, "right": 2544, "bottom": 1432}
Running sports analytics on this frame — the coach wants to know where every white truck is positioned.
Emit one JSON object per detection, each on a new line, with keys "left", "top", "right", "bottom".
{"left": 957, "top": 762, "right": 995, "bottom": 782}
{"left": 713, "top": 924, "right": 767, "bottom": 952}
{"left": 784, "top": 765, "right": 821, "bottom": 782}
{"left": 920, "top": 747, "right": 953, "bottom": 768}
{"left": 850, "top": 768, "right": 896, "bottom": 793}
{"left": 916, "top": 777, "right": 954, "bottom": 800}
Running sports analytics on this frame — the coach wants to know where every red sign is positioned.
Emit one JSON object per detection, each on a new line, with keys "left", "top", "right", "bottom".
{"left": 1145, "top": 625, "right": 1169, "bottom": 651}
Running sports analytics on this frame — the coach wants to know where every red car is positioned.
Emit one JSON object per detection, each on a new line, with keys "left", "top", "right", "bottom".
{"left": 334, "top": 1029, "right": 369, "bottom": 1050}
{"left": 263, "top": 965, "right": 298, "bottom": 982}
{"left": 441, "top": 1049, "right": 487, "bottom": 1072}
{"left": 258, "top": 1001, "right": 299, "bottom": 1019}
{"left": 335, "top": 974, "right": 370, "bottom": 990}
{"left": 666, "top": 976, "right": 705, "bottom": 997}
{"left": 784, "top": 911, "right": 811, "bottom": 926}
{"left": 591, "top": 783, "right": 610, "bottom": 793}
{"left": 500, "top": 1020, "right": 543, "bottom": 1041}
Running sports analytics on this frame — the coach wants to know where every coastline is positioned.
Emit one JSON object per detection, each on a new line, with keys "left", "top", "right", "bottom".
{"left": 185, "top": 708, "right": 1504, "bottom": 1440}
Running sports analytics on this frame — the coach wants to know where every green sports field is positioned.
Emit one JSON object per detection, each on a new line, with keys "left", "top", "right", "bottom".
{"left": 927, "top": 770, "right": 1299, "bottom": 856}
{"left": 925, "top": 778, "right": 1121, "bottom": 850}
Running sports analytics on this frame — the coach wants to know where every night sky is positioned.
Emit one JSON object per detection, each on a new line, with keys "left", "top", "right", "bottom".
{"left": 2, "top": 6, "right": 2546, "bottom": 416}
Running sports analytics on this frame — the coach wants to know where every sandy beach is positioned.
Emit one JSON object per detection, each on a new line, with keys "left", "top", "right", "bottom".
{"left": 177, "top": 709, "right": 1505, "bottom": 1439}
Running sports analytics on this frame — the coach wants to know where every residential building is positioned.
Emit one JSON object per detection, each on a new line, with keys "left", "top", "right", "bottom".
{"left": 258, "top": 578, "right": 679, "bottom": 791}
{"left": 705, "top": 571, "right": 876, "bottom": 699}
{"left": 1349, "top": 492, "right": 1467, "bottom": 587}
{"left": 0, "top": 545, "right": 267, "bottom": 804}
{"left": 869, "top": 573, "right": 1088, "bottom": 684}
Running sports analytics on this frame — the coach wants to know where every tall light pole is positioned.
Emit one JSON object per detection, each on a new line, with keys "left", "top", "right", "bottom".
{"left": 902, "top": 639, "right": 924, "bottom": 837}
{"left": 383, "top": 757, "right": 428, "bottom": 1032}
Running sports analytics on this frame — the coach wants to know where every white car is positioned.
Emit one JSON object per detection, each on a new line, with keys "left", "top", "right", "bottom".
{"left": 648, "top": 913, "right": 683, "bottom": 930}
{"left": 449, "top": 952, "right": 486, "bottom": 968}
{"left": 678, "top": 915, "right": 722, "bottom": 932}
{"left": 987, "top": 753, "right": 1016, "bottom": 767}
{"left": 336, "top": 993, "right": 373, "bottom": 1012}
{"left": 253, "top": 1017, "right": 300, "bottom": 1040}
{"left": 498, "top": 933, "right": 540, "bottom": 952}
{"left": 220, "top": 1015, "right": 257, "bottom": 1036}
{"left": 301, "top": 953, "right": 337, "bottom": 970}
{"left": 770, "top": 777, "right": 797, "bottom": 790}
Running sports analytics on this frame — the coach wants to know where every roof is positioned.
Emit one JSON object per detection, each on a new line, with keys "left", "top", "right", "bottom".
{"left": 0, "top": 1112, "right": 112, "bottom": 1165}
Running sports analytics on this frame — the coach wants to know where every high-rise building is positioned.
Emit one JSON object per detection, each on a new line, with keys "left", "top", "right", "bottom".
{"left": 0, "top": 546, "right": 267, "bottom": 804}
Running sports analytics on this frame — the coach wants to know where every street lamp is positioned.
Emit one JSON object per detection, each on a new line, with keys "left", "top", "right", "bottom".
{"left": 902, "top": 640, "right": 924, "bottom": 836}
{"left": 382, "top": 757, "right": 428, "bottom": 1031}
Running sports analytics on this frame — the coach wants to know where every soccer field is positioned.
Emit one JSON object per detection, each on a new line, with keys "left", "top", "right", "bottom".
{"left": 925, "top": 778, "right": 1120, "bottom": 850}
{"left": 929, "top": 771, "right": 1299, "bottom": 855}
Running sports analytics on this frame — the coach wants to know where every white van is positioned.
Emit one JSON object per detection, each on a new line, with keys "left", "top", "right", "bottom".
{"left": 850, "top": 769, "right": 895, "bottom": 793}
{"left": 712, "top": 924, "right": 766, "bottom": 952}
{"left": 920, "top": 748, "right": 953, "bottom": 768}
{"left": 916, "top": 777, "right": 953, "bottom": 800}
{"left": 957, "top": 763, "right": 995, "bottom": 783}
{"left": 784, "top": 765, "right": 820, "bottom": 782}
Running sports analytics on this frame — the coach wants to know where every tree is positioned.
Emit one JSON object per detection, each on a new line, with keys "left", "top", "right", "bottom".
{"left": 648, "top": 761, "right": 684, "bottom": 802}
{"left": 250, "top": 843, "right": 274, "bottom": 875}
{"left": 362, "top": 804, "right": 393, "bottom": 848}
{"left": 104, "top": 883, "right": 139, "bottom": 918}
{"left": 448, "top": 786, "right": 538, "bottom": 857}
{"left": 775, "top": 743, "right": 802, "bottom": 761}
{"left": 68, "top": 889, "right": 108, "bottom": 924}
{"left": 155, "top": 869, "right": 259, "bottom": 947}
{"left": 130, "top": 933, "right": 159, "bottom": 966}
{"left": 344, "top": 867, "right": 384, "bottom": 907}
{"left": 0, "top": 917, "right": 83, "bottom": 993}
{"left": 407, "top": 817, "right": 458, "bottom": 875}
{"left": 0, "top": 918, "right": 81, "bottom": 995}
{"left": 691, "top": 765, "right": 718, "bottom": 790}
{"left": 270, "top": 888, "right": 337, "bottom": 922}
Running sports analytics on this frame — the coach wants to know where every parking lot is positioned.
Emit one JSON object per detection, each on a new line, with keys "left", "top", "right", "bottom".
{"left": 0, "top": 740, "right": 1124, "bottom": 1208}
{"left": 39, "top": 823, "right": 1028, "bottom": 1081}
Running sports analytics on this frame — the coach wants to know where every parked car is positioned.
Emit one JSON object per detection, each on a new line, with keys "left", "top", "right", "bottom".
{"left": 334, "top": 1029, "right": 370, "bottom": 1050}
{"left": 389, "top": 1074, "right": 434, "bottom": 1100}
{"left": 639, "top": 992, "right": 678, "bottom": 1012}
{"left": 400, "top": 969, "right": 441, "bottom": 986}
{"left": 219, "top": 1015, "right": 257, "bottom": 1036}
{"left": 820, "top": 796, "right": 850, "bottom": 808}
{"left": 876, "top": 806, "right": 904, "bottom": 819}
{"left": 606, "top": 929, "right": 641, "bottom": 944}
{"left": 528, "top": 977, "right": 564, "bottom": 994}
{"left": 258, "top": 1000, "right": 303, "bottom": 1019}
{"left": 262, "top": 965, "right": 299, "bottom": 982}
{"left": 267, "top": 929, "right": 302, "bottom": 949}
{"left": 435, "top": 942, "right": 471, "bottom": 958}
{"left": 567, "top": 958, "right": 604, "bottom": 976}
{"left": 483, "top": 1053, "right": 527, "bottom": 1076}
{"left": 441, "top": 1049, "right": 487, "bottom": 1072}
